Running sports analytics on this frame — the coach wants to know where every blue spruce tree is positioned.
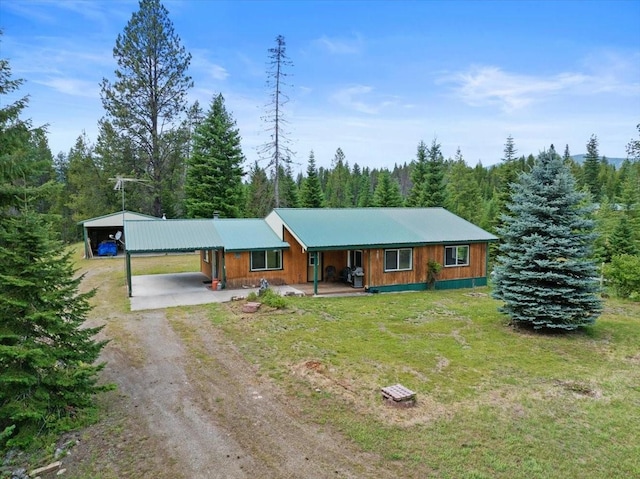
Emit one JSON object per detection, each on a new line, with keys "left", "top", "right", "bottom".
{"left": 492, "top": 147, "right": 602, "bottom": 330}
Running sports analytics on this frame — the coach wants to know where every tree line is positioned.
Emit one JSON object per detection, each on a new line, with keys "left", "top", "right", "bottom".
{"left": 1, "top": 0, "right": 639, "bottom": 450}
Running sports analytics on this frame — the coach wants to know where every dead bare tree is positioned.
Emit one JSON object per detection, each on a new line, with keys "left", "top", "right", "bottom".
{"left": 260, "top": 35, "right": 294, "bottom": 208}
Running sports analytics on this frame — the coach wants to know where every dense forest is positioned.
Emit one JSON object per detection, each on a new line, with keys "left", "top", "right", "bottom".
{"left": 3, "top": 0, "right": 640, "bottom": 296}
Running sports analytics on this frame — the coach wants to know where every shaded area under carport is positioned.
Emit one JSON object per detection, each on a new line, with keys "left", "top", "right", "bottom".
{"left": 129, "top": 272, "right": 304, "bottom": 311}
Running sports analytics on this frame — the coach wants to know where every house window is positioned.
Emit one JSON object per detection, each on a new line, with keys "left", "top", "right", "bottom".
{"left": 445, "top": 245, "right": 469, "bottom": 267}
{"left": 250, "top": 250, "right": 282, "bottom": 271}
{"left": 203, "top": 250, "right": 210, "bottom": 263}
{"left": 384, "top": 248, "right": 412, "bottom": 271}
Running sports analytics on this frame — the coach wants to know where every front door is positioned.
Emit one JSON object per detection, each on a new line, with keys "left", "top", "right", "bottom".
{"left": 307, "top": 252, "right": 322, "bottom": 282}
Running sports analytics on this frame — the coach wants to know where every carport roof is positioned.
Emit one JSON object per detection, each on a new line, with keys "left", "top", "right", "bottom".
{"left": 124, "top": 218, "right": 289, "bottom": 253}
{"left": 125, "top": 219, "right": 224, "bottom": 253}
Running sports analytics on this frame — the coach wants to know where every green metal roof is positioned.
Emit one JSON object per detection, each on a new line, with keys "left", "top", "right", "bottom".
{"left": 213, "top": 218, "right": 289, "bottom": 252}
{"left": 270, "top": 207, "right": 498, "bottom": 250}
{"left": 79, "top": 210, "right": 158, "bottom": 227}
{"left": 124, "top": 219, "right": 224, "bottom": 253}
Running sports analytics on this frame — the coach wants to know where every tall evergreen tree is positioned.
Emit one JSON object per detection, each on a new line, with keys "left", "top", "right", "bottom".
{"left": 445, "top": 150, "right": 483, "bottom": 224}
{"left": 65, "top": 133, "right": 112, "bottom": 222}
{"left": 582, "top": 134, "right": 601, "bottom": 199}
{"left": 424, "top": 139, "right": 446, "bottom": 206}
{"left": 244, "top": 162, "right": 273, "bottom": 217}
{"left": 1, "top": 54, "right": 108, "bottom": 448}
{"left": 356, "top": 171, "right": 373, "bottom": 207}
{"left": 184, "top": 94, "right": 244, "bottom": 218}
{"left": 406, "top": 140, "right": 428, "bottom": 207}
{"left": 276, "top": 163, "right": 300, "bottom": 208}
{"left": 496, "top": 135, "right": 520, "bottom": 213}
{"left": 100, "top": 0, "right": 193, "bottom": 217}
{"left": 324, "top": 148, "right": 352, "bottom": 207}
{"left": 492, "top": 147, "right": 602, "bottom": 330}
{"left": 300, "top": 151, "right": 324, "bottom": 208}
{"left": 372, "top": 171, "right": 404, "bottom": 207}
{"left": 626, "top": 123, "right": 640, "bottom": 161}
{"left": 609, "top": 216, "right": 638, "bottom": 257}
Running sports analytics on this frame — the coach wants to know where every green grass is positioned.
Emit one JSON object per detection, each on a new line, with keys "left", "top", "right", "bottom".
{"left": 212, "top": 289, "right": 640, "bottom": 478}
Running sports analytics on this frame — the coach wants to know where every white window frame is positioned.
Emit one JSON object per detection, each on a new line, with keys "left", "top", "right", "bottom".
{"left": 250, "top": 249, "right": 283, "bottom": 271}
{"left": 445, "top": 245, "right": 470, "bottom": 267}
{"left": 203, "top": 250, "right": 210, "bottom": 263}
{"left": 384, "top": 248, "right": 413, "bottom": 272}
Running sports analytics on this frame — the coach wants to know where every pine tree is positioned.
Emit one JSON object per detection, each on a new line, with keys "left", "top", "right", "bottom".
{"left": 496, "top": 135, "right": 520, "bottom": 215}
{"left": 65, "top": 133, "right": 112, "bottom": 222}
{"left": 424, "top": 139, "right": 446, "bottom": 206}
{"left": 492, "top": 147, "right": 602, "bottom": 330}
{"left": 373, "top": 171, "right": 404, "bottom": 207}
{"left": 100, "top": 0, "right": 193, "bottom": 217}
{"left": 300, "top": 151, "right": 324, "bottom": 208}
{"left": 357, "top": 172, "right": 373, "bottom": 207}
{"left": 609, "top": 216, "right": 638, "bottom": 257}
{"left": 406, "top": 141, "right": 428, "bottom": 207}
{"left": 582, "top": 134, "right": 601, "bottom": 199}
{"left": 277, "top": 163, "right": 300, "bottom": 208}
{"left": 445, "top": 150, "right": 482, "bottom": 224}
{"left": 324, "top": 148, "right": 352, "bottom": 207}
{"left": 185, "top": 94, "right": 245, "bottom": 218}
{"left": 244, "top": 162, "right": 273, "bottom": 217}
{"left": 1, "top": 55, "right": 108, "bottom": 448}
{"left": 626, "top": 123, "right": 640, "bottom": 161}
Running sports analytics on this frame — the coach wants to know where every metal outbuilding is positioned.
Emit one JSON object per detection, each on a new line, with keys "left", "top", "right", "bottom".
{"left": 78, "top": 211, "right": 158, "bottom": 258}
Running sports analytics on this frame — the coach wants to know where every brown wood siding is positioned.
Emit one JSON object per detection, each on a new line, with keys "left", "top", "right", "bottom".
{"left": 200, "top": 250, "right": 212, "bottom": 278}
{"left": 223, "top": 230, "right": 308, "bottom": 288}
{"left": 219, "top": 232, "right": 488, "bottom": 289}
{"left": 365, "top": 243, "right": 487, "bottom": 287}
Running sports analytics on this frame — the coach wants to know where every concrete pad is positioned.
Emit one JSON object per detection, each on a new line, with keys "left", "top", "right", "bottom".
{"left": 129, "top": 272, "right": 304, "bottom": 311}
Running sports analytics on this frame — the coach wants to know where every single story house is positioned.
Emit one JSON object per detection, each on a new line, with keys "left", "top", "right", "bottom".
{"left": 123, "top": 207, "right": 498, "bottom": 297}
{"left": 79, "top": 210, "right": 158, "bottom": 258}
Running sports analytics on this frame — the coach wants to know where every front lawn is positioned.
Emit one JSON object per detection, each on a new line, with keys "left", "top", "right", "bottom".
{"left": 212, "top": 288, "right": 640, "bottom": 478}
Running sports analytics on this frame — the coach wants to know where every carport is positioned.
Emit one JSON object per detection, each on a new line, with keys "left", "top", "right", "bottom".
{"left": 124, "top": 219, "right": 225, "bottom": 297}
{"left": 79, "top": 211, "right": 158, "bottom": 258}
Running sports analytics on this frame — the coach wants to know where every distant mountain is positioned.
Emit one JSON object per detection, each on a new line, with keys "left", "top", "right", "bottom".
{"left": 571, "top": 155, "right": 627, "bottom": 169}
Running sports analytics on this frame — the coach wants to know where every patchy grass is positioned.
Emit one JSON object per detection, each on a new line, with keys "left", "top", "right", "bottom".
{"left": 215, "top": 289, "right": 640, "bottom": 479}
{"left": 130, "top": 252, "right": 200, "bottom": 275}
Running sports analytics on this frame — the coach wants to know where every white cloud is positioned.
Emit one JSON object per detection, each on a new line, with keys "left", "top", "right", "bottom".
{"left": 189, "top": 49, "right": 229, "bottom": 82}
{"left": 314, "top": 34, "right": 363, "bottom": 54}
{"left": 331, "top": 85, "right": 398, "bottom": 115}
{"left": 444, "top": 63, "right": 640, "bottom": 112}
{"left": 34, "top": 77, "right": 100, "bottom": 98}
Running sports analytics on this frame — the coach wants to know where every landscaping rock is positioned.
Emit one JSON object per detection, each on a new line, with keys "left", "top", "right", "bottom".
{"left": 242, "top": 302, "right": 261, "bottom": 313}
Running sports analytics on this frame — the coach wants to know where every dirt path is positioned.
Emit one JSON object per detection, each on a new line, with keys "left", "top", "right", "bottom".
{"left": 63, "top": 298, "right": 391, "bottom": 478}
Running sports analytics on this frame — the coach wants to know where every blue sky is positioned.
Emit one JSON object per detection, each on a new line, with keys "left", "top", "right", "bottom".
{"left": 1, "top": 0, "right": 639, "bottom": 171}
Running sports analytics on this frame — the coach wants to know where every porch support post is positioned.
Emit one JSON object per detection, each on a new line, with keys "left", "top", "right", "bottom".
{"left": 313, "top": 251, "right": 318, "bottom": 295}
{"left": 83, "top": 227, "right": 89, "bottom": 258}
{"left": 126, "top": 251, "right": 132, "bottom": 297}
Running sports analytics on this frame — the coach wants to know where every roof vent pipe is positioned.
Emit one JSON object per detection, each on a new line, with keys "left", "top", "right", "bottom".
{"left": 213, "top": 211, "right": 220, "bottom": 219}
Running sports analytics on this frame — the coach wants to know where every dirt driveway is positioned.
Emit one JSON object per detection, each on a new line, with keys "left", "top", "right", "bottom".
{"left": 58, "top": 261, "right": 395, "bottom": 479}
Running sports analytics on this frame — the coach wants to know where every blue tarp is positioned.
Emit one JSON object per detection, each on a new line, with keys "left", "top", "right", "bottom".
{"left": 97, "top": 241, "right": 117, "bottom": 256}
